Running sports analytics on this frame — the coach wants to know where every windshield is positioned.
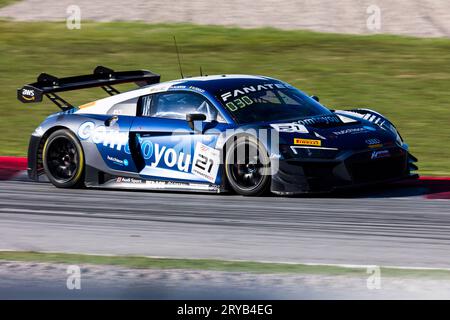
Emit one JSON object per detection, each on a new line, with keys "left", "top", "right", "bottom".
{"left": 217, "top": 84, "right": 331, "bottom": 124}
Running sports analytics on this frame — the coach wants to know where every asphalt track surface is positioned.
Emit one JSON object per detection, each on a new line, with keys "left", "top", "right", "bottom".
{"left": 1, "top": 177, "right": 450, "bottom": 269}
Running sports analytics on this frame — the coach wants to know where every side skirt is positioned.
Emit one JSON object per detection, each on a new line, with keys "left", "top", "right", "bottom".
{"left": 91, "top": 174, "right": 225, "bottom": 194}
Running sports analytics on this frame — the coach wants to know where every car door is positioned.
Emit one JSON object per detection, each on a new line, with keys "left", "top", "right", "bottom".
{"left": 77, "top": 97, "right": 138, "bottom": 173}
{"left": 129, "top": 91, "right": 227, "bottom": 184}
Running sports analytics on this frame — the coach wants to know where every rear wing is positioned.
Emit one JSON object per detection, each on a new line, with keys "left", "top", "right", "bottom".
{"left": 17, "top": 66, "right": 160, "bottom": 111}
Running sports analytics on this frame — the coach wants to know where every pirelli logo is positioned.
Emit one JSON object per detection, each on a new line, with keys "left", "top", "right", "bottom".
{"left": 294, "top": 138, "right": 322, "bottom": 146}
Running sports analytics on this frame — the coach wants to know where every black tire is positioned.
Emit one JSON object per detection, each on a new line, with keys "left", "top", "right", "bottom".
{"left": 224, "top": 136, "right": 271, "bottom": 196}
{"left": 42, "top": 129, "right": 85, "bottom": 188}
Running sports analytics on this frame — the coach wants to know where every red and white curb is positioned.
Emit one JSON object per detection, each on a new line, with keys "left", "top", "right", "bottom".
{"left": 0, "top": 156, "right": 449, "bottom": 199}
{"left": 418, "top": 176, "right": 450, "bottom": 199}
{"left": 0, "top": 156, "right": 27, "bottom": 180}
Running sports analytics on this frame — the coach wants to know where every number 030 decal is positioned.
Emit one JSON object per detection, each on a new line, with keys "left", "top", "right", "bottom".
{"left": 225, "top": 96, "right": 253, "bottom": 112}
{"left": 191, "top": 143, "right": 221, "bottom": 183}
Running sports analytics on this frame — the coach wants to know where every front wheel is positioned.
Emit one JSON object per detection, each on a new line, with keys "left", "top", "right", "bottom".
{"left": 224, "top": 136, "right": 271, "bottom": 196}
{"left": 42, "top": 129, "right": 85, "bottom": 188}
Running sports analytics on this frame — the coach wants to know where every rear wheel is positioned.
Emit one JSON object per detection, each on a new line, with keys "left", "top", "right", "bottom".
{"left": 43, "top": 129, "right": 85, "bottom": 188}
{"left": 224, "top": 136, "right": 271, "bottom": 196}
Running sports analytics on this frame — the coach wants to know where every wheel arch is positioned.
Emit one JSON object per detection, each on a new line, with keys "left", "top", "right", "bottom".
{"left": 219, "top": 131, "right": 272, "bottom": 196}
{"left": 40, "top": 127, "right": 86, "bottom": 188}
{"left": 30, "top": 125, "right": 80, "bottom": 180}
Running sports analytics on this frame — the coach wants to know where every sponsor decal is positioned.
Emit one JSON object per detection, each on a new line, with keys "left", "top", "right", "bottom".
{"left": 114, "top": 177, "right": 218, "bottom": 191}
{"left": 107, "top": 155, "right": 128, "bottom": 166}
{"left": 366, "top": 138, "right": 381, "bottom": 145}
{"left": 191, "top": 143, "right": 221, "bottom": 183}
{"left": 145, "top": 180, "right": 219, "bottom": 191}
{"left": 139, "top": 138, "right": 154, "bottom": 160}
{"left": 220, "top": 83, "right": 289, "bottom": 102}
{"left": 168, "top": 85, "right": 205, "bottom": 93}
{"left": 371, "top": 149, "right": 391, "bottom": 159}
{"left": 170, "top": 85, "right": 187, "bottom": 90}
{"left": 21, "top": 88, "right": 35, "bottom": 101}
{"left": 116, "top": 177, "right": 145, "bottom": 184}
{"left": 270, "top": 123, "right": 309, "bottom": 134}
{"left": 366, "top": 138, "right": 383, "bottom": 149}
{"left": 225, "top": 95, "right": 254, "bottom": 112}
{"left": 333, "top": 127, "right": 370, "bottom": 136}
{"left": 77, "top": 121, "right": 129, "bottom": 152}
{"left": 294, "top": 138, "right": 322, "bottom": 146}
{"left": 146, "top": 180, "right": 190, "bottom": 188}
{"left": 139, "top": 139, "right": 220, "bottom": 183}
{"left": 297, "top": 115, "right": 341, "bottom": 126}
{"left": 188, "top": 86, "right": 205, "bottom": 93}
{"left": 148, "top": 142, "right": 191, "bottom": 173}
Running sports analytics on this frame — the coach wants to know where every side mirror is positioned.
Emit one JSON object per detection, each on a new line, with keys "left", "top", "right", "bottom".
{"left": 105, "top": 115, "right": 118, "bottom": 127}
{"left": 310, "top": 95, "right": 320, "bottom": 102}
{"left": 186, "top": 113, "right": 206, "bottom": 131}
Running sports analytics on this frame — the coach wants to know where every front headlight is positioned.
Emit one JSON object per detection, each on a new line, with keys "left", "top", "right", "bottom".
{"left": 288, "top": 146, "right": 339, "bottom": 159}
{"left": 386, "top": 123, "right": 406, "bottom": 149}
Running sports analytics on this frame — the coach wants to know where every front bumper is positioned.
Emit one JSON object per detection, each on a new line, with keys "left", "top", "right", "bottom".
{"left": 27, "top": 135, "right": 44, "bottom": 181}
{"left": 270, "top": 146, "right": 418, "bottom": 195}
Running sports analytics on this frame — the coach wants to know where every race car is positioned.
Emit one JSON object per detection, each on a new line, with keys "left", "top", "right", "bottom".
{"left": 18, "top": 66, "right": 418, "bottom": 196}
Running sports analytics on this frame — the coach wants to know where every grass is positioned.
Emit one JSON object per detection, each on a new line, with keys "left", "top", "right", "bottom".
{"left": 0, "top": 0, "right": 18, "bottom": 8}
{"left": 0, "top": 21, "right": 449, "bottom": 175}
{"left": 1, "top": 251, "right": 450, "bottom": 279}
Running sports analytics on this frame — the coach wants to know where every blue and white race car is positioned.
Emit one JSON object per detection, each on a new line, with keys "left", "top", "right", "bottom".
{"left": 19, "top": 66, "right": 418, "bottom": 196}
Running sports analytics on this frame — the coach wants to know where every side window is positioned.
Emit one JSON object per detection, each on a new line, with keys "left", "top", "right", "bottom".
{"left": 150, "top": 92, "right": 224, "bottom": 122}
{"left": 107, "top": 97, "right": 138, "bottom": 116}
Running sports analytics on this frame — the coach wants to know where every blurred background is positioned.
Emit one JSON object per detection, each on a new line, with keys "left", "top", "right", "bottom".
{"left": 0, "top": 0, "right": 449, "bottom": 175}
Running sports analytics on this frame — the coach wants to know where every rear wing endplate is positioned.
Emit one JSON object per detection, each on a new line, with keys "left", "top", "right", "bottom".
{"left": 17, "top": 66, "right": 160, "bottom": 110}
